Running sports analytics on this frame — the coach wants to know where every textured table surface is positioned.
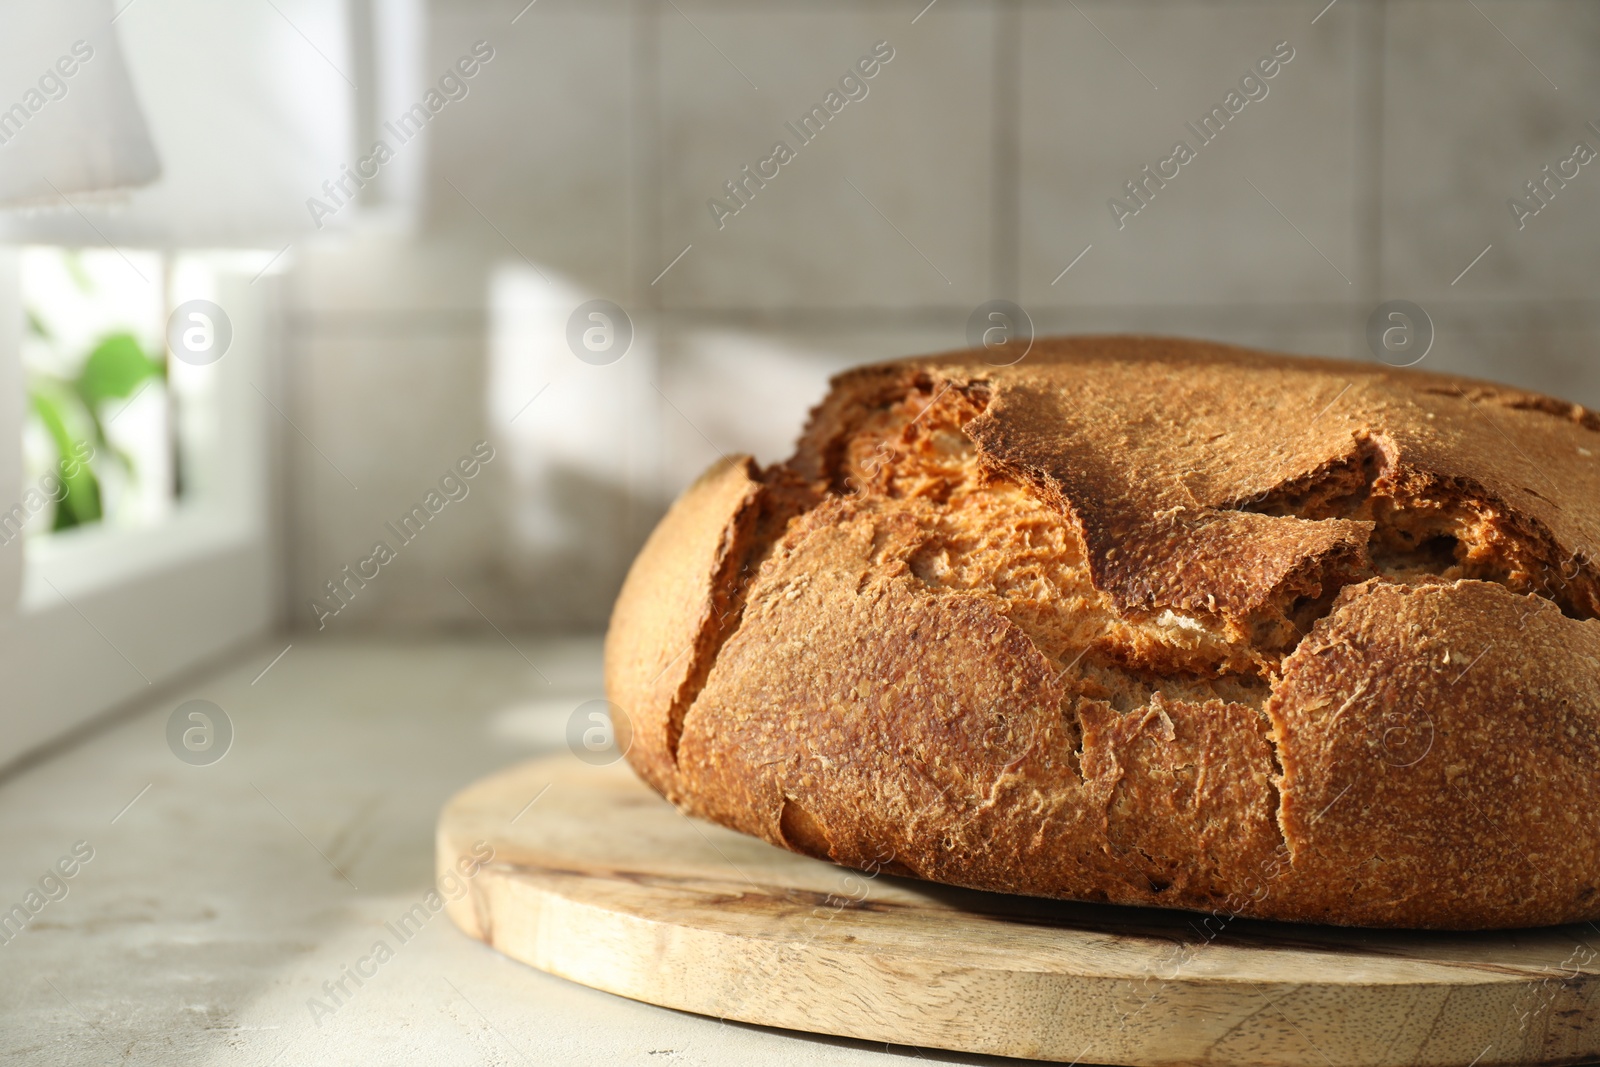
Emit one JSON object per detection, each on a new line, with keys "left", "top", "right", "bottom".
{"left": 0, "top": 634, "right": 1021, "bottom": 1066}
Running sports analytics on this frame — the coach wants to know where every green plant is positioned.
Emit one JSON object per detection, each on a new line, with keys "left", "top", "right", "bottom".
{"left": 26, "top": 325, "right": 166, "bottom": 532}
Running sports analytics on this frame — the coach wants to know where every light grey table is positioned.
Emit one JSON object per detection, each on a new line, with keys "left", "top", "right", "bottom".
{"left": 0, "top": 634, "right": 1029, "bottom": 1066}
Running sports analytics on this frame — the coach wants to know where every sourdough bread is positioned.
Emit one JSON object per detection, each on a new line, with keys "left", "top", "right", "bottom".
{"left": 604, "top": 336, "right": 1600, "bottom": 929}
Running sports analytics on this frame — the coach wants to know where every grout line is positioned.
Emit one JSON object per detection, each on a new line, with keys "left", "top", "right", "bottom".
{"left": 991, "top": 0, "right": 1022, "bottom": 301}
{"left": 1354, "top": 0, "right": 1388, "bottom": 318}
{"left": 605, "top": 298, "right": 1600, "bottom": 339}
{"left": 633, "top": 0, "right": 662, "bottom": 312}
{"left": 629, "top": 0, "right": 663, "bottom": 565}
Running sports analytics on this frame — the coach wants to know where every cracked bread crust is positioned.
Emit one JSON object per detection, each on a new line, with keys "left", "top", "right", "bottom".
{"left": 602, "top": 455, "right": 765, "bottom": 798}
{"left": 605, "top": 336, "right": 1600, "bottom": 929}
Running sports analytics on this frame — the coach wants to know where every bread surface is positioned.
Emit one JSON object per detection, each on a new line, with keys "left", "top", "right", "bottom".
{"left": 604, "top": 336, "right": 1600, "bottom": 929}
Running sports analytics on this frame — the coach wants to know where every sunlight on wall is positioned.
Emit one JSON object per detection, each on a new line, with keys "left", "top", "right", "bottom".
{"left": 488, "top": 262, "right": 659, "bottom": 623}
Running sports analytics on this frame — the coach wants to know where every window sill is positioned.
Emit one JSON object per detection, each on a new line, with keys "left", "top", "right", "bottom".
{"left": 20, "top": 503, "right": 262, "bottom": 614}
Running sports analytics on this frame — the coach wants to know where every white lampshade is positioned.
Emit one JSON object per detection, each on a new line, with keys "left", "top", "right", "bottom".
{"left": 0, "top": 0, "right": 357, "bottom": 245}
{"left": 0, "top": 0, "right": 161, "bottom": 206}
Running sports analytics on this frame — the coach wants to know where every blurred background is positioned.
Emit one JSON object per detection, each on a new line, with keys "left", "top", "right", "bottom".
{"left": 0, "top": 0, "right": 1596, "bottom": 1063}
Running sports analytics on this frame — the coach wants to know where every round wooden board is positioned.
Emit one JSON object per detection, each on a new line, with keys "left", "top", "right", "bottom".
{"left": 438, "top": 756, "right": 1600, "bottom": 1067}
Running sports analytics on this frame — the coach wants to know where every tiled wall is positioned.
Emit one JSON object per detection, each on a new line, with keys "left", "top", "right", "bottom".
{"left": 283, "top": 0, "right": 1600, "bottom": 631}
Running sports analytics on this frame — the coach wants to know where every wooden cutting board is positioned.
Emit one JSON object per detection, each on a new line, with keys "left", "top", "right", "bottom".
{"left": 438, "top": 756, "right": 1600, "bottom": 1066}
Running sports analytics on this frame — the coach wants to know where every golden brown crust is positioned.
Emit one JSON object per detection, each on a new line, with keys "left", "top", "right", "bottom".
{"left": 605, "top": 335, "right": 1600, "bottom": 929}
{"left": 1268, "top": 578, "right": 1600, "bottom": 927}
{"left": 605, "top": 455, "right": 763, "bottom": 799}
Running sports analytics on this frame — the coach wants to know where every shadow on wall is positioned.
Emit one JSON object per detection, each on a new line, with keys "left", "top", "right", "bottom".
{"left": 506, "top": 460, "right": 667, "bottom": 629}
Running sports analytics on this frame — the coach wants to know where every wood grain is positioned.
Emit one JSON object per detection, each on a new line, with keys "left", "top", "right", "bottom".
{"left": 438, "top": 756, "right": 1600, "bottom": 1066}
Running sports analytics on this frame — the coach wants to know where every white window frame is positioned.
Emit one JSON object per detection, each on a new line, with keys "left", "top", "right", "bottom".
{"left": 0, "top": 252, "right": 280, "bottom": 768}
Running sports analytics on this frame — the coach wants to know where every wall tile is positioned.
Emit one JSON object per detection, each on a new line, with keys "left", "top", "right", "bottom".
{"left": 287, "top": 325, "right": 505, "bottom": 629}
{"left": 273, "top": 0, "right": 1600, "bottom": 633}
{"left": 1019, "top": 2, "right": 1365, "bottom": 308}
{"left": 426, "top": 3, "right": 637, "bottom": 301}
{"left": 655, "top": 6, "right": 996, "bottom": 310}
{"left": 1380, "top": 0, "right": 1600, "bottom": 303}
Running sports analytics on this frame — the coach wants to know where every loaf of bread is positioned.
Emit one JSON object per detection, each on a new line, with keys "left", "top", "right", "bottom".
{"left": 604, "top": 336, "right": 1600, "bottom": 929}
